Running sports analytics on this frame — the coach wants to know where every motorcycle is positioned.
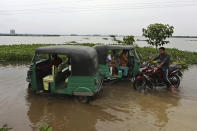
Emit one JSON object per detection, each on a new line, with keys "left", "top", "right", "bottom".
{"left": 133, "top": 62, "right": 182, "bottom": 93}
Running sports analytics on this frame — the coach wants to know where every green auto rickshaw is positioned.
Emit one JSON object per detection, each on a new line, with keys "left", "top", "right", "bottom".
{"left": 94, "top": 45, "right": 140, "bottom": 81}
{"left": 26, "top": 45, "right": 102, "bottom": 102}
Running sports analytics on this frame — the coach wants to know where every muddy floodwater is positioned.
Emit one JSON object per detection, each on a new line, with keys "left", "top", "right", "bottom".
{"left": 0, "top": 65, "right": 197, "bottom": 131}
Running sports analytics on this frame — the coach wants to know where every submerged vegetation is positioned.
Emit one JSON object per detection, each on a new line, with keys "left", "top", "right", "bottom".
{"left": 0, "top": 124, "right": 52, "bottom": 131}
{"left": 39, "top": 125, "right": 52, "bottom": 131}
{"left": 135, "top": 46, "right": 197, "bottom": 68}
{"left": 0, "top": 124, "right": 12, "bottom": 131}
{"left": 0, "top": 44, "right": 53, "bottom": 62}
{"left": 0, "top": 43, "right": 197, "bottom": 68}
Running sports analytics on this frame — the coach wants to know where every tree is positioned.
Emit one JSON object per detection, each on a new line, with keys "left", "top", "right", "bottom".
{"left": 142, "top": 23, "right": 174, "bottom": 50}
{"left": 123, "top": 35, "right": 135, "bottom": 45}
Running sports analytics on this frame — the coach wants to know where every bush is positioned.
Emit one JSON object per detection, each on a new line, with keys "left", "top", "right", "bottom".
{"left": 123, "top": 35, "right": 135, "bottom": 45}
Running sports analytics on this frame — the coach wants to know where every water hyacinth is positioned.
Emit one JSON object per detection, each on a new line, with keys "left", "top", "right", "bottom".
{"left": 0, "top": 43, "right": 196, "bottom": 68}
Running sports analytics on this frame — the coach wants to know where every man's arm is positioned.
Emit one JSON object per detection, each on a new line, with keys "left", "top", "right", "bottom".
{"left": 148, "top": 54, "right": 160, "bottom": 62}
{"left": 157, "top": 62, "right": 164, "bottom": 68}
{"left": 152, "top": 54, "right": 160, "bottom": 61}
{"left": 122, "top": 54, "right": 128, "bottom": 62}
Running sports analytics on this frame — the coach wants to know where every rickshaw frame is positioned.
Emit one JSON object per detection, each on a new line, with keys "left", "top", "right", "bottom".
{"left": 93, "top": 45, "right": 141, "bottom": 80}
{"left": 27, "top": 45, "right": 102, "bottom": 97}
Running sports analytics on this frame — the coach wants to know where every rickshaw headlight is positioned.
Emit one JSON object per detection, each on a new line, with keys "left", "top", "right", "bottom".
{"left": 94, "top": 78, "right": 98, "bottom": 85}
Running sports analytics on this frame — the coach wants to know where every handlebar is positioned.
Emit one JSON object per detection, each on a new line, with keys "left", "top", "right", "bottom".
{"left": 141, "top": 62, "right": 150, "bottom": 67}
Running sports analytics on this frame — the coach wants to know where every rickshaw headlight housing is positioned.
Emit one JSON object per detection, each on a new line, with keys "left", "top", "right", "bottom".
{"left": 94, "top": 78, "right": 98, "bottom": 85}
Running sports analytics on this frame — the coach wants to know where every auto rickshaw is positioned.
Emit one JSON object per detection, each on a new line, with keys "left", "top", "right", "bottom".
{"left": 93, "top": 45, "right": 140, "bottom": 81}
{"left": 26, "top": 45, "right": 102, "bottom": 102}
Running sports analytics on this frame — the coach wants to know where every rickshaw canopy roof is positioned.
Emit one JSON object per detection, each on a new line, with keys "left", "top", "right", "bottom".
{"left": 94, "top": 45, "right": 134, "bottom": 50}
{"left": 94, "top": 45, "right": 139, "bottom": 64}
{"left": 35, "top": 45, "right": 98, "bottom": 76}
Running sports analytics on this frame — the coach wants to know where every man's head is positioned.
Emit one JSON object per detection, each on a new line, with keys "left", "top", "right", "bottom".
{"left": 159, "top": 47, "right": 165, "bottom": 54}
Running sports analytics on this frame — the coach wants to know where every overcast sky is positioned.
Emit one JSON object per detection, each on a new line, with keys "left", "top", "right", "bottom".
{"left": 0, "top": 0, "right": 197, "bottom": 35}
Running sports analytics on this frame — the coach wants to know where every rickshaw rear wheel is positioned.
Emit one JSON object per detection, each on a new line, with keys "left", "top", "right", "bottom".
{"left": 133, "top": 79, "right": 152, "bottom": 94}
{"left": 77, "top": 96, "right": 90, "bottom": 103}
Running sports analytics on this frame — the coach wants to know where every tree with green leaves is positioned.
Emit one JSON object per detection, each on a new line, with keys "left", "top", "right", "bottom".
{"left": 123, "top": 35, "right": 135, "bottom": 45}
{"left": 142, "top": 23, "right": 174, "bottom": 50}
{"left": 0, "top": 124, "right": 12, "bottom": 131}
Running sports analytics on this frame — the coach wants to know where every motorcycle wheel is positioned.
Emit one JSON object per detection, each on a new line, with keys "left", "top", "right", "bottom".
{"left": 133, "top": 79, "right": 151, "bottom": 93}
{"left": 169, "top": 74, "right": 180, "bottom": 88}
{"left": 177, "top": 71, "right": 183, "bottom": 78}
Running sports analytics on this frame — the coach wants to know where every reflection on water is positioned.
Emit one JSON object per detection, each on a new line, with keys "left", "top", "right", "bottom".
{"left": 0, "top": 65, "right": 197, "bottom": 131}
{"left": 26, "top": 92, "right": 119, "bottom": 131}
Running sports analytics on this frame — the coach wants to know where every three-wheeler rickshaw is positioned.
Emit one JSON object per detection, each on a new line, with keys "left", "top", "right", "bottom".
{"left": 26, "top": 45, "right": 102, "bottom": 102}
{"left": 93, "top": 45, "right": 141, "bottom": 81}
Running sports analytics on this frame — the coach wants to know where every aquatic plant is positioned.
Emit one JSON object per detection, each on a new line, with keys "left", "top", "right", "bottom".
{"left": 39, "top": 125, "right": 52, "bottom": 131}
{"left": 110, "top": 35, "right": 123, "bottom": 44}
{"left": 135, "top": 46, "right": 197, "bottom": 68}
{"left": 0, "top": 124, "right": 12, "bottom": 131}
{"left": 0, "top": 43, "right": 196, "bottom": 68}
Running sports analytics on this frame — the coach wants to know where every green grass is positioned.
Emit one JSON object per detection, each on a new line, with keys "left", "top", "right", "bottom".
{"left": 0, "top": 43, "right": 197, "bottom": 68}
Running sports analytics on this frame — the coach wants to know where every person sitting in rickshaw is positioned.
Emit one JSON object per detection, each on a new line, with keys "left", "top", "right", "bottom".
{"left": 111, "top": 50, "right": 119, "bottom": 77}
{"left": 120, "top": 50, "right": 129, "bottom": 76}
{"left": 36, "top": 54, "right": 62, "bottom": 90}
{"left": 106, "top": 50, "right": 118, "bottom": 76}
{"left": 38, "top": 54, "right": 62, "bottom": 70}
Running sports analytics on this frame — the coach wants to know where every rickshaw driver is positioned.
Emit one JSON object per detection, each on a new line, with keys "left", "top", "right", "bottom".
{"left": 149, "top": 47, "right": 175, "bottom": 93}
{"left": 120, "top": 50, "right": 129, "bottom": 76}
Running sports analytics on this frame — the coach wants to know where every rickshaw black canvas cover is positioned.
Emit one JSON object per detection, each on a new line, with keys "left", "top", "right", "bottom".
{"left": 35, "top": 45, "right": 98, "bottom": 76}
{"left": 93, "top": 45, "right": 140, "bottom": 64}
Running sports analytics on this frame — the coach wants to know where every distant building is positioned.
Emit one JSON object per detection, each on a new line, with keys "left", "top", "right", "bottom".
{"left": 10, "top": 29, "right": 15, "bottom": 35}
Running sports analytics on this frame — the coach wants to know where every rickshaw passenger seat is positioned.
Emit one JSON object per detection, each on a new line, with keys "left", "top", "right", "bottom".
{"left": 57, "top": 61, "right": 67, "bottom": 72}
{"left": 43, "top": 66, "right": 56, "bottom": 90}
{"left": 117, "top": 70, "right": 122, "bottom": 78}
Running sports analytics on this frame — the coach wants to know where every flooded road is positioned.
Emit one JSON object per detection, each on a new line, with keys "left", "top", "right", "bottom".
{"left": 0, "top": 65, "right": 197, "bottom": 131}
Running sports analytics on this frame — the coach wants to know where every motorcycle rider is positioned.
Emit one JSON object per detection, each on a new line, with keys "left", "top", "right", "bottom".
{"left": 149, "top": 47, "right": 175, "bottom": 93}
